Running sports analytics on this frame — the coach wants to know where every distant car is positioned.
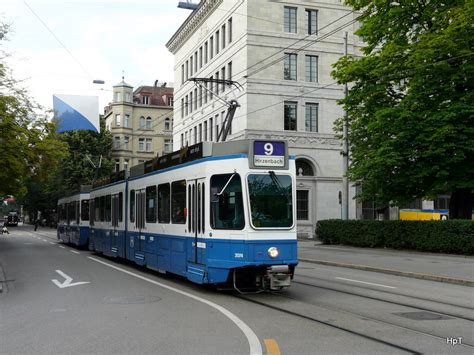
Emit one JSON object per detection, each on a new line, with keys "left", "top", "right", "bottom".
{"left": 7, "top": 212, "right": 19, "bottom": 226}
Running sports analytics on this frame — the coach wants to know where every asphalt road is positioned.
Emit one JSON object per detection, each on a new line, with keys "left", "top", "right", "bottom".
{"left": 1, "top": 225, "right": 473, "bottom": 354}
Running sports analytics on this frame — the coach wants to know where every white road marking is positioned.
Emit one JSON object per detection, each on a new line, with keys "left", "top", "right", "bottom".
{"left": 88, "top": 257, "right": 262, "bottom": 355}
{"left": 58, "top": 246, "right": 66, "bottom": 249}
{"left": 70, "top": 250, "right": 80, "bottom": 254}
{"left": 51, "top": 270, "right": 90, "bottom": 288}
{"left": 49, "top": 242, "right": 55, "bottom": 245}
{"left": 336, "top": 277, "right": 397, "bottom": 289}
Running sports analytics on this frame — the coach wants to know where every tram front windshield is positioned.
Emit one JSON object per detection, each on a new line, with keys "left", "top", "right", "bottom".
{"left": 247, "top": 173, "right": 293, "bottom": 228}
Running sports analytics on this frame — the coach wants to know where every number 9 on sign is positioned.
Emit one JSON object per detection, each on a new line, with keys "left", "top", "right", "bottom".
{"left": 264, "top": 143, "right": 273, "bottom": 156}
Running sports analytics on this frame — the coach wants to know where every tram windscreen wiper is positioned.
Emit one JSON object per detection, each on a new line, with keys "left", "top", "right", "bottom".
{"left": 216, "top": 173, "right": 236, "bottom": 196}
{"left": 269, "top": 171, "right": 291, "bottom": 203}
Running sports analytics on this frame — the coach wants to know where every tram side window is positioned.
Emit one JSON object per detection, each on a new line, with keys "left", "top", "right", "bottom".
{"left": 210, "top": 174, "right": 244, "bottom": 230}
{"left": 171, "top": 180, "right": 186, "bottom": 224}
{"left": 118, "top": 192, "right": 123, "bottom": 222}
{"left": 158, "top": 183, "right": 170, "bottom": 223}
{"left": 75, "top": 201, "right": 80, "bottom": 224}
{"left": 130, "top": 190, "right": 135, "bottom": 223}
{"left": 100, "top": 196, "right": 105, "bottom": 221}
{"left": 89, "top": 199, "right": 94, "bottom": 225}
{"left": 146, "top": 185, "right": 157, "bottom": 223}
{"left": 95, "top": 197, "right": 100, "bottom": 222}
{"left": 81, "top": 200, "right": 89, "bottom": 221}
{"left": 68, "top": 202, "right": 76, "bottom": 224}
{"left": 105, "top": 195, "right": 111, "bottom": 222}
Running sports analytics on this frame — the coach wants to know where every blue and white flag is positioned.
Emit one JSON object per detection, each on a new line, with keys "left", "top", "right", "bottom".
{"left": 53, "top": 94, "right": 100, "bottom": 133}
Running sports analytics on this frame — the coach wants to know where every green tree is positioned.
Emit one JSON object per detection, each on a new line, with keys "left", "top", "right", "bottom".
{"left": 0, "top": 22, "right": 68, "bottom": 200}
{"left": 55, "top": 116, "right": 114, "bottom": 194}
{"left": 332, "top": 0, "right": 474, "bottom": 219}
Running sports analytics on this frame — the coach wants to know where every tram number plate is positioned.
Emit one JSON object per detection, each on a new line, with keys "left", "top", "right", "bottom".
{"left": 253, "top": 141, "right": 285, "bottom": 167}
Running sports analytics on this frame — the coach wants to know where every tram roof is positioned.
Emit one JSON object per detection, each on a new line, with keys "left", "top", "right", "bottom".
{"left": 92, "top": 139, "right": 288, "bottom": 189}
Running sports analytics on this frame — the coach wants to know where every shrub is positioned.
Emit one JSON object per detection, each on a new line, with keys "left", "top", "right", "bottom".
{"left": 316, "top": 220, "right": 474, "bottom": 255}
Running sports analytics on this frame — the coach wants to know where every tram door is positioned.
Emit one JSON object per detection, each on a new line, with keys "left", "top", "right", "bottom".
{"left": 188, "top": 178, "right": 206, "bottom": 264}
{"left": 111, "top": 193, "right": 120, "bottom": 253}
{"left": 135, "top": 189, "right": 146, "bottom": 254}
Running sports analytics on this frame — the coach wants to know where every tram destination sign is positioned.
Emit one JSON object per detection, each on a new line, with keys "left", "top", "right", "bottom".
{"left": 251, "top": 140, "right": 288, "bottom": 169}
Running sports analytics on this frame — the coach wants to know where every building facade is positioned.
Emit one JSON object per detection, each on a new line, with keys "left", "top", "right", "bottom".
{"left": 166, "top": 0, "right": 361, "bottom": 237}
{"left": 104, "top": 80, "right": 174, "bottom": 172}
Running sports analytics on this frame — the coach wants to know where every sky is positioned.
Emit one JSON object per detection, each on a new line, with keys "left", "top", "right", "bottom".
{"left": 1, "top": 0, "right": 192, "bottom": 111}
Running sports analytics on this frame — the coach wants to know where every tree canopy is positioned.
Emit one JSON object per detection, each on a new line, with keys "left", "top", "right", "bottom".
{"left": 332, "top": 0, "right": 474, "bottom": 218}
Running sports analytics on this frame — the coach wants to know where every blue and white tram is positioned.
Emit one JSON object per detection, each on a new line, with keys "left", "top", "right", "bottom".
{"left": 57, "top": 187, "right": 91, "bottom": 247}
{"left": 90, "top": 140, "right": 298, "bottom": 291}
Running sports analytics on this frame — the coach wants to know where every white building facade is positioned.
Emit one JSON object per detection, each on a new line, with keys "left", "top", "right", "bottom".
{"left": 167, "top": 0, "right": 360, "bottom": 237}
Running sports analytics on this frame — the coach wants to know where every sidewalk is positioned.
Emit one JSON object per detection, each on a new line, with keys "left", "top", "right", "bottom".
{"left": 297, "top": 240, "right": 474, "bottom": 286}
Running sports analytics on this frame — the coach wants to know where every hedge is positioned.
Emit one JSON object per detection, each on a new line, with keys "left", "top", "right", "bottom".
{"left": 316, "top": 220, "right": 474, "bottom": 255}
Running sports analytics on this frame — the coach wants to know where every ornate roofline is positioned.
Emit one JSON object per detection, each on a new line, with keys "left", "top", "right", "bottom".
{"left": 166, "top": 0, "right": 223, "bottom": 54}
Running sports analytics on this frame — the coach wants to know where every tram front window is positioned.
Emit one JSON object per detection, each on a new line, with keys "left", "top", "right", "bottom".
{"left": 210, "top": 174, "right": 244, "bottom": 230}
{"left": 247, "top": 173, "right": 293, "bottom": 228}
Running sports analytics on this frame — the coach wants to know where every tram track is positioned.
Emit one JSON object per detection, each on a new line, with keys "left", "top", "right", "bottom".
{"left": 238, "top": 289, "right": 474, "bottom": 353}
{"left": 293, "top": 276, "right": 474, "bottom": 322}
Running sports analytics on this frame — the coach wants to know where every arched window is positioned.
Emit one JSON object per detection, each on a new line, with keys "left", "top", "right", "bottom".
{"left": 139, "top": 116, "right": 145, "bottom": 129}
{"left": 296, "top": 159, "right": 315, "bottom": 176}
{"left": 146, "top": 117, "right": 152, "bottom": 129}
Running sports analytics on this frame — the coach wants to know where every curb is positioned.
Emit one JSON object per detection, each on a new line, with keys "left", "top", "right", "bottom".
{"left": 299, "top": 258, "right": 474, "bottom": 287}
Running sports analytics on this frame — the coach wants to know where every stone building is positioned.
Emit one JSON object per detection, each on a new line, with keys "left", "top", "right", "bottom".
{"left": 104, "top": 80, "right": 174, "bottom": 172}
{"left": 166, "top": 0, "right": 361, "bottom": 237}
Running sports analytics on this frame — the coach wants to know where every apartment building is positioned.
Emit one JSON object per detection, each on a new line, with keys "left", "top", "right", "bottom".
{"left": 104, "top": 80, "right": 174, "bottom": 172}
{"left": 167, "top": 0, "right": 361, "bottom": 237}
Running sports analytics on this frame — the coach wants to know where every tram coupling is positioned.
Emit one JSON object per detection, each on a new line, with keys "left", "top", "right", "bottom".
{"left": 261, "top": 265, "right": 292, "bottom": 291}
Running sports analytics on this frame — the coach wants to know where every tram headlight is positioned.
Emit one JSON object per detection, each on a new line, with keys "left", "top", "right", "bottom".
{"left": 268, "top": 247, "right": 279, "bottom": 258}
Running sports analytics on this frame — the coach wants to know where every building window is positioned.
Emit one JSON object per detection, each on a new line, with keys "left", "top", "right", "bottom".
{"left": 164, "top": 139, "right": 172, "bottom": 153}
{"left": 222, "top": 24, "right": 226, "bottom": 49}
{"left": 209, "top": 117, "right": 213, "bottom": 141}
{"left": 185, "top": 60, "right": 189, "bottom": 80}
{"left": 139, "top": 138, "right": 145, "bottom": 151}
{"left": 215, "top": 30, "right": 220, "bottom": 54}
{"left": 306, "top": 9, "right": 318, "bottom": 35}
{"left": 146, "top": 117, "right": 152, "bottom": 129}
{"left": 165, "top": 118, "right": 171, "bottom": 131}
{"left": 124, "top": 159, "right": 129, "bottom": 171}
{"left": 115, "top": 114, "right": 121, "bottom": 127}
{"left": 198, "top": 123, "right": 202, "bottom": 143}
{"left": 139, "top": 116, "right": 145, "bottom": 129}
{"left": 204, "top": 121, "right": 208, "bottom": 141}
{"left": 305, "top": 55, "right": 318, "bottom": 82}
{"left": 204, "top": 41, "right": 208, "bottom": 64}
{"left": 284, "top": 101, "right": 297, "bottom": 130}
{"left": 215, "top": 72, "right": 219, "bottom": 95}
{"left": 194, "top": 88, "right": 198, "bottom": 110}
{"left": 228, "top": 61, "right": 232, "bottom": 80}
{"left": 228, "top": 18, "right": 232, "bottom": 43}
{"left": 194, "top": 51, "right": 198, "bottom": 73}
{"left": 185, "top": 131, "right": 188, "bottom": 146}
{"left": 296, "top": 159, "right": 315, "bottom": 176}
{"left": 297, "top": 190, "right": 309, "bottom": 220}
{"left": 199, "top": 47, "right": 203, "bottom": 69}
{"left": 142, "top": 96, "right": 149, "bottom": 105}
{"left": 114, "top": 136, "right": 120, "bottom": 149}
{"left": 145, "top": 138, "right": 152, "bottom": 152}
{"left": 125, "top": 92, "right": 131, "bottom": 102}
{"left": 221, "top": 67, "right": 226, "bottom": 92}
{"left": 284, "top": 53, "right": 297, "bottom": 80}
{"left": 284, "top": 7, "right": 297, "bottom": 33}
{"left": 193, "top": 126, "right": 197, "bottom": 144}
{"left": 199, "top": 86, "right": 202, "bottom": 107}
{"left": 305, "top": 103, "right": 318, "bottom": 132}
{"left": 209, "top": 76, "right": 214, "bottom": 100}
{"left": 115, "top": 92, "right": 122, "bottom": 102}
{"left": 115, "top": 159, "right": 120, "bottom": 172}
{"left": 185, "top": 95, "right": 189, "bottom": 116}
{"left": 204, "top": 82, "right": 208, "bottom": 104}
{"left": 189, "top": 92, "right": 193, "bottom": 113}
{"left": 210, "top": 36, "right": 214, "bottom": 59}
{"left": 180, "top": 133, "right": 184, "bottom": 148}
{"left": 181, "top": 64, "right": 185, "bottom": 84}
{"left": 124, "top": 114, "right": 130, "bottom": 128}
{"left": 181, "top": 98, "right": 185, "bottom": 117}
{"left": 124, "top": 136, "right": 129, "bottom": 150}
{"left": 190, "top": 56, "right": 193, "bottom": 76}
{"left": 168, "top": 97, "right": 173, "bottom": 106}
